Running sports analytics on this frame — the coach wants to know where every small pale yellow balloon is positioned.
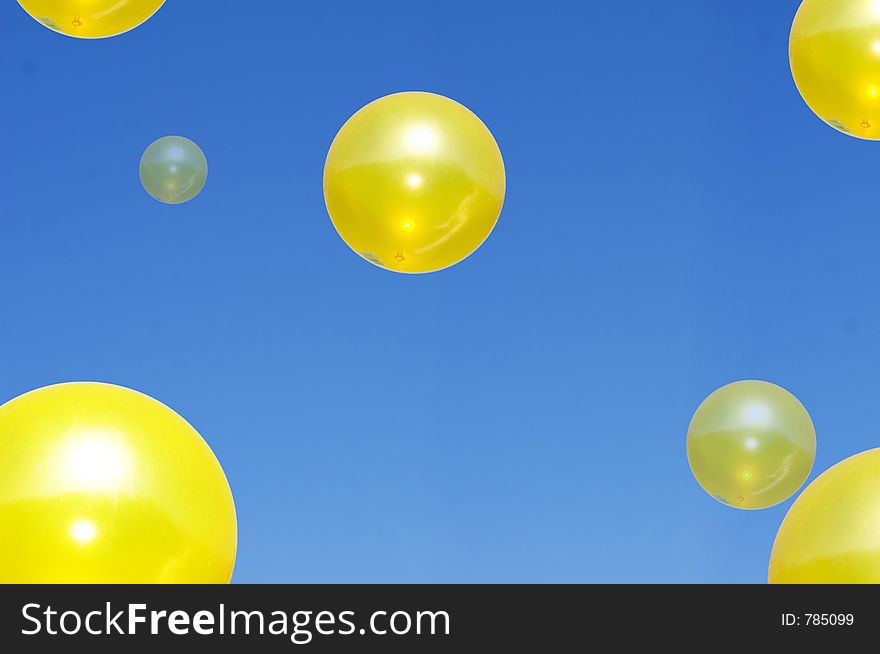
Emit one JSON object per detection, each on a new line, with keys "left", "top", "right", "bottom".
{"left": 0, "top": 382, "right": 237, "bottom": 583}
{"left": 769, "top": 449, "right": 880, "bottom": 583}
{"left": 790, "top": 0, "right": 880, "bottom": 139}
{"left": 17, "top": 0, "right": 165, "bottom": 39}
{"left": 686, "top": 381, "right": 816, "bottom": 510}
{"left": 324, "top": 91, "right": 506, "bottom": 274}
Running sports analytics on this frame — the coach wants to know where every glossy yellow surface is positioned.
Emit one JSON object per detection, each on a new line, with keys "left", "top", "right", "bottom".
{"left": 790, "top": 0, "right": 880, "bottom": 139}
{"left": 17, "top": 0, "right": 165, "bottom": 39}
{"left": 0, "top": 383, "right": 236, "bottom": 583}
{"left": 770, "top": 449, "right": 880, "bottom": 583}
{"left": 324, "top": 92, "right": 506, "bottom": 274}
{"left": 686, "top": 381, "right": 816, "bottom": 510}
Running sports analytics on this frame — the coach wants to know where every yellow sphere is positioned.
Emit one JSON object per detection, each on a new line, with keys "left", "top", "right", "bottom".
{"left": 17, "top": 0, "right": 165, "bottom": 39}
{"left": 324, "top": 92, "right": 506, "bottom": 274}
{"left": 790, "top": 0, "right": 880, "bottom": 139}
{"left": 0, "top": 382, "right": 236, "bottom": 583}
{"left": 769, "top": 449, "right": 880, "bottom": 583}
{"left": 686, "top": 381, "right": 816, "bottom": 510}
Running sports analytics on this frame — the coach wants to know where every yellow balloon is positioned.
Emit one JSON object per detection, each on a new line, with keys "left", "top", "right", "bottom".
{"left": 769, "top": 449, "right": 880, "bottom": 583}
{"left": 686, "top": 381, "right": 816, "bottom": 510}
{"left": 0, "top": 382, "right": 236, "bottom": 583}
{"left": 17, "top": 0, "right": 165, "bottom": 39}
{"left": 324, "top": 92, "right": 506, "bottom": 274}
{"left": 790, "top": 0, "right": 880, "bottom": 139}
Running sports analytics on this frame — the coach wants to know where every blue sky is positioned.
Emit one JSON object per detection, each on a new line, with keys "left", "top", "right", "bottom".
{"left": 1, "top": 0, "right": 876, "bottom": 583}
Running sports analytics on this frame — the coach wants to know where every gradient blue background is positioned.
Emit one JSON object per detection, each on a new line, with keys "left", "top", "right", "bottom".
{"left": 0, "top": 0, "right": 874, "bottom": 583}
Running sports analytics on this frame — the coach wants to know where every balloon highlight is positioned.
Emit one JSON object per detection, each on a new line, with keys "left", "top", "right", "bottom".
{"left": 0, "top": 382, "right": 237, "bottom": 583}
{"left": 686, "top": 381, "right": 816, "bottom": 510}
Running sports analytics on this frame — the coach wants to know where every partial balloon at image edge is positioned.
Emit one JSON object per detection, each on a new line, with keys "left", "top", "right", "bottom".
{"left": 790, "top": 0, "right": 880, "bottom": 140}
{"left": 769, "top": 448, "right": 880, "bottom": 584}
{"left": 0, "top": 382, "right": 237, "bottom": 584}
{"left": 17, "top": 0, "right": 166, "bottom": 39}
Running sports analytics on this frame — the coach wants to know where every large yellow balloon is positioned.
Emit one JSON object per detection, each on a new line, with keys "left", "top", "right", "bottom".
{"left": 686, "top": 381, "right": 816, "bottom": 510}
{"left": 0, "top": 382, "right": 236, "bottom": 583}
{"left": 17, "top": 0, "right": 165, "bottom": 39}
{"left": 324, "top": 92, "right": 506, "bottom": 274}
{"left": 790, "top": 0, "right": 880, "bottom": 139}
{"left": 769, "top": 449, "right": 880, "bottom": 583}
